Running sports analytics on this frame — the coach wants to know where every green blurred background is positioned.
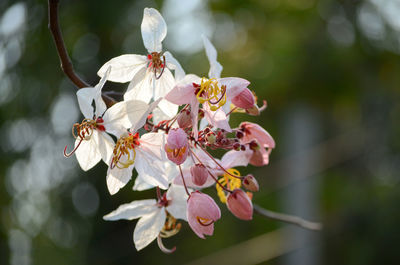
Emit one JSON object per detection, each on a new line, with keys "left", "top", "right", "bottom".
{"left": 1, "top": 0, "right": 400, "bottom": 264}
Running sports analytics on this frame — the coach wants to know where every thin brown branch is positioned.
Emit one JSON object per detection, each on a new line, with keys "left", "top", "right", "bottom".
{"left": 48, "top": 0, "right": 116, "bottom": 107}
{"left": 253, "top": 204, "right": 322, "bottom": 231}
{"left": 48, "top": 0, "right": 89, "bottom": 88}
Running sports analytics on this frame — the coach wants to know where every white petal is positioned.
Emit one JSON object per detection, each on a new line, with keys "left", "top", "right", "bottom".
{"left": 218, "top": 77, "right": 250, "bottom": 100}
{"left": 76, "top": 87, "right": 95, "bottom": 119}
{"left": 166, "top": 184, "right": 188, "bottom": 221}
{"left": 151, "top": 107, "right": 173, "bottom": 127}
{"left": 202, "top": 35, "right": 223, "bottom": 79}
{"left": 96, "top": 132, "right": 115, "bottom": 165}
{"left": 132, "top": 175, "right": 156, "bottom": 191}
{"left": 135, "top": 148, "right": 169, "bottom": 189}
{"left": 203, "top": 103, "right": 231, "bottom": 132}
{"left": 190, "top": 98, "right": 200, "bottom": 140}
{"left": 102, "top": 100, "right": 149, "bottom": 137}
{"left": 75, "top": 131, "right": 101, "bottom": 171}
{"left": 106, "top": 163, "right": 133, "bottom": 195}
{"left": 221, "top": 149, "right": 252, "bottom": 169}
{"left": 157, "top": 99, "right": 178, "bottom": 119}
{"left": 97, "top": 54, "right": 147, "bottom": 83}
{"left": 154, "top": 69, "right": 174, "bottom": 98}
{"left": 103, "top": 199, "right": 157, "bottom": 221}
{"left": 131, "top": 98, "right": 162, "bottom": 133}
{"left": 124, "top": 67, "right": 153, "bottom": 103}
{"left": 141, "top": 8, "right": 167, "bottom": 53}
{"left": 134, "top": 208, "right": 166, "bottom": 251}
{"left": 164, "top": 51, "right": 185, "bottom": 81}
{"left": 94, "top": 67, "right": 109, "bottom": 117}
{"left": 139, "top": 132, "right": 165, "bottom": 159}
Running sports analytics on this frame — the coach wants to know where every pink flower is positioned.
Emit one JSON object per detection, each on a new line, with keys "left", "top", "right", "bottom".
{"left": 187, "top": 191, "right": 221, "bottom": 239}
{"left": 242, "top": 174, "right": 259, "bottom": 192}
{"left": 165, "top": 76, "right": 250, "bottom": 137}
{"left": 165, "top": 128, "right": 189, "bottom": 165}
{"left": 248, "top": 140, "right": 270, "bottom": 166}
{"left": 239, "top": 122, "right": 275, "bottom": 149}
{"left": 190, "top": 164, "right": 209, "bottom": 186}
{"left": 239, "top": 122, "right": 275, "bottom": 166}
{"left": 226, "top": 189, "right": 253, "bottom": 220}
{"left": 231, "top": 88, "right": 255, "bottom": 109}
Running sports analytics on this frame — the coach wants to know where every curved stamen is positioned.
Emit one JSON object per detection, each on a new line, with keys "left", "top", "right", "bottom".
{"left": 196, "top": 216, "right": 214, "bottom": 226}
{"left": 155, "top": 55, "right": 166, "bottom": 80}
{"left": 157, "top": 235, "right": 176, "bottom": 254}
{"left": 63, "top": 139, "right": 83, "bottom": 157}
{"left": 196, "top": 78, "right": 227, "bottom": 111}
{"left": 208, "top": 85, "right": 226, "bottom": 105}
{"left": 111, "top": 133, "right": 139, "bottom": 169}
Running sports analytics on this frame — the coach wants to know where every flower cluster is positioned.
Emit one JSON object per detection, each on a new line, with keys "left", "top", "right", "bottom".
{"left": 64, "top": 8, "right": 275, "bottom": 253}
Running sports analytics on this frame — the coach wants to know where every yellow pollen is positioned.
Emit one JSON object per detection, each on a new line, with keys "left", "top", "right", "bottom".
{"left": 112, "top": 134, "right": 139, "bottom": 169}
{"left": 216, "top": 168, "right": 242, "bottom": 203}
{"left": 196, "top": 77, "right": 227, "bottom": 111}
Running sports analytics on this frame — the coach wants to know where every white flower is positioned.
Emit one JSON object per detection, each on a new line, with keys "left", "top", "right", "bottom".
{"left": 105, "top": 98, "right": 175, "bottom": 195}
{"left": 71, "top": 67, "right": 158, "bottom": 171}
{"left": 103, "top": 184, "right": 188, "bottom": 251}
{"left": 132, "top": 160, "right": 178, "bottom": 191}
{"left": 97, "top": 8, "right": 184, "bottom": 119}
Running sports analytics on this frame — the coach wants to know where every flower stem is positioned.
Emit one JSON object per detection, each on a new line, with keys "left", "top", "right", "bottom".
{"left": 178, "top": 165, "right": 190, "bottom": 196}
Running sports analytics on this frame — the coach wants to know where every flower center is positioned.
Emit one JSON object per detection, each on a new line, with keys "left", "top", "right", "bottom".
{"left": 194, "top": 78, "right": 227, "bottom": 111}
{"left": 147, "top": 52, "right": 166, "bottom": 79}
{"left": 160, "top": 212, "right": 181, "bottom": 238}
{"left": 216, "top": 168, "right": 242, "bottom": 203}
{"left": 72, "top": 117, "right": 105, "bottom": 140}
{"left": 111, "top": 132, "right": 140, "bottom": 169}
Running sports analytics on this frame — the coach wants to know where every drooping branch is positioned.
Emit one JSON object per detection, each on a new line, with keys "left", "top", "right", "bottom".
{"left": 48, "top": 0, "right": 89, "bottom": 88}
{"left": 253, "top": 204, "right": 322, "bottom": 231}
{"left": 48, "top": 0, "right": 116, "bottom": 106}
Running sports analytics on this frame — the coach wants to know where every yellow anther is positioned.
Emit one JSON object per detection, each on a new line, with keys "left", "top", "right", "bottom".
{"left": 72, "top": 118, "right": 97, "bottom": 140}
{"left": 160, "top": 212, "right": 181, "bottom": 238}
{"left": 216, "top": 168, "right": 242, "bottom": 203}
{"left": 196, "top": 77, "right": 227, "bottom": 111}
{"left": 112, "top": 133, "right": 140, "bottom": 169}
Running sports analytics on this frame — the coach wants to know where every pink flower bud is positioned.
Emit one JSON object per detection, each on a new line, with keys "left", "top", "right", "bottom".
{"left": 226, "top": 189, "right": 253, "bottom": 220}
{"left": 231, "top": 88, "right": 255, "bottom": 109}
{"left": 187, "top": 191, "right": 221, "bottom": 239}
{"left": 190, "top": 164, "right": 209, "bottom": 186}
{"left": 177, "top": 110, "right": 192, "bottom": 129}
{"left": 242, "top": 174, "right": 259, "bottom": 192}
{"left": 240, "top": 122, "right": 275, "bottom": 149}
{"left": 250, "top": 147, "right": 269, "bottom": 166}
{"left": 165, "top": 128, "right": 189, "bottom": 165}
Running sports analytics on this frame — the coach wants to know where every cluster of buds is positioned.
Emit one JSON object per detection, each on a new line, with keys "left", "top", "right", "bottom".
{"left": 64, "top": 8, "right": 275, "bottom": 253}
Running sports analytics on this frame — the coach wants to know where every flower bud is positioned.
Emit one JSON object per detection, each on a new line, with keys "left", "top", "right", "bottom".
{"left": 187, "top": 191, "right": 221, "bottom": 239}
{"left": 231, "top": 88, "right": 255, "bottom": 109}
{"left": 226, "top": 189, "right": 253, "bottom": 220}
{"left": 177, "top": 110, "right": 192, "bottom": 129}
{"left": 165, "top": 128, "right": 189, "bottom": 165}
{"left": 206, "top": 133, "right": 216, "bottom": 145}
{"left": 242, "top": 174, "right": 259, "bottom": 192}
{"left": 236, "top": 130, "right": 244, "bottom": 139}
{"left": 239, "top": 122, "right": 275, "bottom": 149}
{"left": 190, "top": 164, "right": 208, "bottom": 186}
{"left": 233, "top": 142, "right": 241, "bottom": 151}
{"left": 246, "top": 105, "right": 260, "bottom": 116}
{"left": 249, "top": 140, "right": 260, "bottom": 151}
{"left": 198, "top": 109, "right": 205, "bottom": 119}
